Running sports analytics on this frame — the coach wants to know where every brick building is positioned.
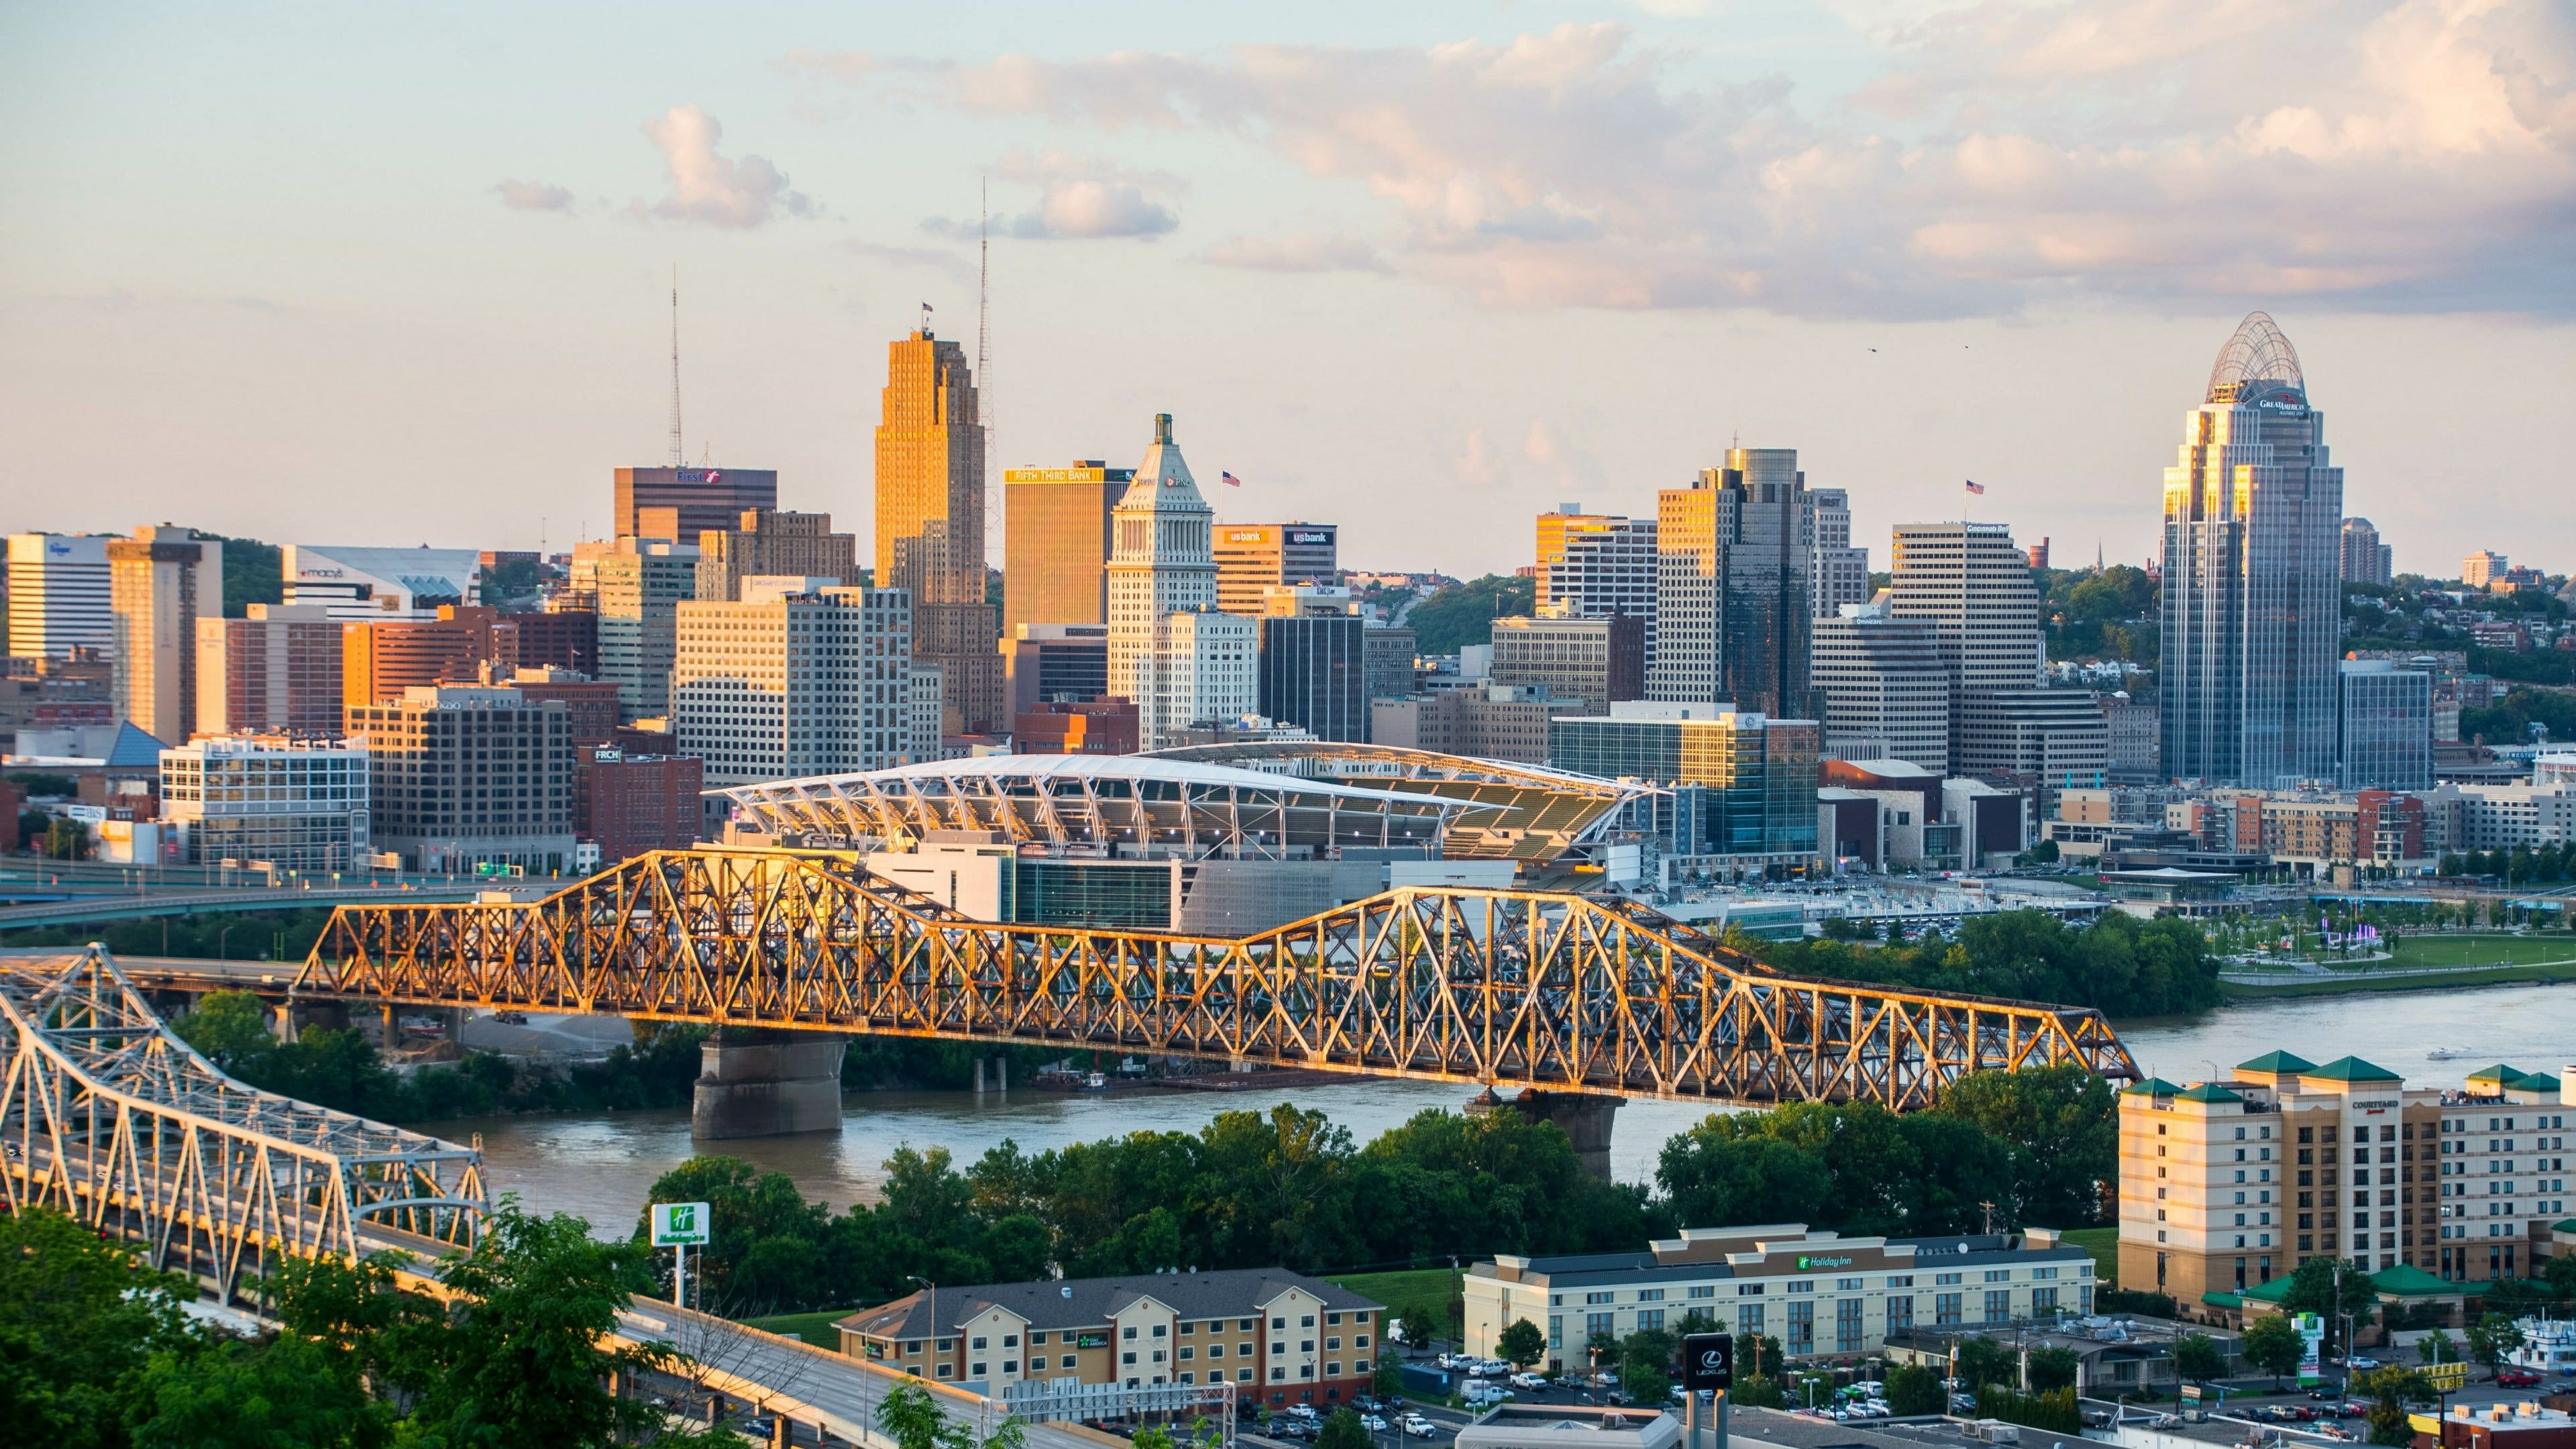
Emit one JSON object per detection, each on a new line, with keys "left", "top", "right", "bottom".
{"left": 1013, "top": 698, "right": 1140, "bottom": 755}
{"left": 572, "top": 747, "right": 702, "bottom": 861}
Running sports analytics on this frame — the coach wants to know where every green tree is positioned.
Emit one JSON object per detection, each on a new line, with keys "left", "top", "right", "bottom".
{"left": 2465, "top": 1313, "right": 2524, "bottom": 1382}
{"left": 1933, "top": 1066, "right": 2118, "bottom": 1228}
{"left": 1407, "top": 574, "right": 1535, "bottom": 655}
{"left": 1885, "top": 1362, "right": 1945, "bottom": 1415}
{"left": 2279, "top": 1256, "right": 2377, "bottom": 1357}
{"left": 2171, "top": 1332, "right": 2227, "bottom": 1385}
{"left": 2417, "top": 1328, "right": 2459, "bottom": 1367}
{"left": 2352, "top": 1366, "right": 2433, "bottom": 1447}
{"left": 1619, "top": 1328, "right": 1673, "bottom": 1403}
{"left": 127, "top": 1334, "right": 389, "bottom": 1449}
{"left": 1498, "top": 1318, "right": 1546, "bottom": 1369}
{"left": 2241, "top": 1313, "right": 2306, "bottom": 1388}
{"left": 172, "top": 990, "right": 278, "bottom": 1069}
{"left": 2026, "top": 1346, "right": 2080, "bottom": 1393}
{"left": 1401, "top": 1306, "right": 1440, "bottom": 1352}
{"left": 1316, "top": 1408, "right": 1372, "bottom": 1449}
{"left": 0, "top": 1207, "right": 202, "bottom": 1449}
{"left": 1955, "top": 1336, "right": 2017, "bottom": 1390}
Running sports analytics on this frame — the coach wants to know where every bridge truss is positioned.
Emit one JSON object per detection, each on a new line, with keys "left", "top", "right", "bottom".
{"left": 300, "top": 850, "right": 2137, "bottom": 1108}
{"left": 0, "top": 947, "right": 486, "bottom": 1300}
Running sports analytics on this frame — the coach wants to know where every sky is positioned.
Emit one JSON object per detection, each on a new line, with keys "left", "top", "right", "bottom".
{"left": 3, "top": 0, "right": 2571, "bottom": 580}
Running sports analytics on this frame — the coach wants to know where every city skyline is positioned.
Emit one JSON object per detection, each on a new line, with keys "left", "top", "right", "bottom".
{"left": 3, "top": 3, "right": 2569, "bottom": 578}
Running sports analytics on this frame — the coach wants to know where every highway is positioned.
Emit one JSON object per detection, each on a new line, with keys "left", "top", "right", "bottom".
{"left": 0, "top": 881, "right": 508, "bottom": 930}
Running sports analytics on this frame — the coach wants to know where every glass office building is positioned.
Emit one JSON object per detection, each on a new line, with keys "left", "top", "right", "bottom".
{"left": 1548, "top": 704, "right": 1819, "bottom": 875}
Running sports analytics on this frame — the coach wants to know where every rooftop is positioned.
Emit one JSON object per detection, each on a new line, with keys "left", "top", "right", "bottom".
{"left": 833, "top": 1267, "right": 1380, "bottom": 1341}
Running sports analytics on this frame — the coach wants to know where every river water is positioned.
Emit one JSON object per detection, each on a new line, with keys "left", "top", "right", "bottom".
{"left": 423, "top": 979, "right": 2576, "bottom": 1238}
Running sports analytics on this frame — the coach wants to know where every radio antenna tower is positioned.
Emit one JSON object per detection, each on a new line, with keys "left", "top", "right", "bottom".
{"left": 667, "top": 265, "right": 684, "bottom": 468}
{"left": 979, "top": 177, "right": 1000, "bottom": 561}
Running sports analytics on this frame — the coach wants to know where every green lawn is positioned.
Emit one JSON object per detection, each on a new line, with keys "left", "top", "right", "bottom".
{"left": 2379, "top": 933, "right": 2576, "bottom": 969}
{"left": 1326, "top": 1268, "right": 1464, "bottom": 1334}
{"left": 742, "top": 1308, "right": 854, "bottom": 1347}
{"left": 2062, "top": 1227, "right": 2118, "bottom": 1288}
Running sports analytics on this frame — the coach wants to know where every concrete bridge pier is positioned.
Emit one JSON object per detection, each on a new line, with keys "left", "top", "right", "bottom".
{"left": 271, "top": 998, "right": 350, "bottom": 1045}
{"left": 691, "top": 1031, "right": 845, "bottom": 1139}
{"left": 1466, "top": 1086, "right": 1624, "bottom": 1181}
{"left": 972, "top": 1055, "right": 1010, "bottom": 1093}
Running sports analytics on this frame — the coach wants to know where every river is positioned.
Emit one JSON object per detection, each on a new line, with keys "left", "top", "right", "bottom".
{"left": 423, "top": 979, "right": 2576, "bottom": 1238}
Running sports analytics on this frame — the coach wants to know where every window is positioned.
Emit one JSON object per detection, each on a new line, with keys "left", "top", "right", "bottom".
{"left": 1837, "top": 1278, "right": 1864, "bottom": 1291}
{"left": 1887, "top": 1295, "right": 1915, "bottom": 1332}
{"left": 1003, "top": 1360, "right": 1018, "bottom": 1374}
{"left": 1124, "top": 1352, "right": 1137, "bottom": 1366}
{"left": 1327, "top": 1313, "right": 1342, "bottom": 1326}
{"left": 1736, "top": 1283, "right": 1767, "bottom": 1297}
{"left": 1736, "top": 1304, "right": 1765, "bottom": 1335}
{"left": 1786, "top": 1301, "right": 1814, "bottom": 1354}
{"left": 1836, "top": 1299, "right": 1864, "bottom": 1353}
{"left": 1587, "top": 1313, "right": 1615, "bottom": 1341}
{"left": 1636, "top": 1289, "right": 1664, "bottom": 1303}
{"left": 1326, "top": 1338, "right": 1341, "bottom": 1352}
{"left": 1935, "top": 1294, "right": 1962, "bottom": 1326}
{"left": 1326, "top": 1362, "right": 1341, "bottom": 1377}
{"left": 1124, "top": 1327, "right": 1138, "bottom": 1340}
{"left": 1273, "top": 1318, "right": 1287, "bottom": 1331}
{"left": 1935, "top": 1273, "right": 1962, "bottom": 1286}
{"left": 1638, "top": 1310, "right": 1664, "bottom": 1334}
{"left": 1030, "top": 1332, "right": 1047, "bottom": 1346}
{"left": 1152, "top": 1326, "right": 1167, "bottom": 1338}
{"left": 1984, "top": 1270, "right": 2010, "bottom": 1283}
{"left": 1688, "top": 1286, "right": 1715, "bottom": 1299}
{"left": 973, "top": 1337, "right": 988, "bottom": 1350}
{"left": 1984, "top": 1291, "right": 2010, "bottom": 1324}
{"left": 1209, "top": 1344, "right": 1226, "bottom": 1360}
{"left": 1585, "top": 1292, "right": 1614, "bottom": 1305}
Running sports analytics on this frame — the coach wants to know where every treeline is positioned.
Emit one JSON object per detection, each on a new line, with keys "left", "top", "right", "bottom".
{"left": 645, "top": 1065, "right": 2117, "bottom": 1318}
{"left": 1407, "top": 574, "right": 1535, "bottom": 655}
{"left": 0, "top": 904, "right": 343, "bottom": 962}
{"left": 1778, "top": 909, "right": 2222, "bottom": 1019}
{"left": 2437, "top": 842, "right": 2576, "bottom": 885}
{"left": 637, "top": 1103, "right": 1659, "bottom": 1316}
{"left": 174, "top": 990, "right": 708, "bottom": 1122}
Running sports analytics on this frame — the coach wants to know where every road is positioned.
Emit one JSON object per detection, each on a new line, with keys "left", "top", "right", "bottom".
{"left": 0, "top": 881, "right": 506, "bottom": 929}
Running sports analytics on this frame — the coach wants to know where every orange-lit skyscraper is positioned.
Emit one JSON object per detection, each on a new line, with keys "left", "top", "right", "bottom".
{"left": 1002, "top": 462, "right": 1130, "bottom": 637}
{"left": 874, "top": 329, "right": 1002, "bottom": 733}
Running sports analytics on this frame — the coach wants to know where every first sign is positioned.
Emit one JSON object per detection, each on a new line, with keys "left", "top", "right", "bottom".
{"left": 651, "top": 1201, "right": 711, "bottom": 1246}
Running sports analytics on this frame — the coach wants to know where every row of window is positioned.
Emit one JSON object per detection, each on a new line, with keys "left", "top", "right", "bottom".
{"left": 1556, "top": 1266, "right": 2051, "bottom": 1307}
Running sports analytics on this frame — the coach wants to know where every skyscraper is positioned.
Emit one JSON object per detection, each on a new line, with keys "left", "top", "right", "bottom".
{"left": 875, "top": 329, "right": 1002, "bottom": 733}
{"left": 1106, "top": 414, "right": 1253, "bottom": 749}
{"left": 2159, "top": 313, "right": 2344, "bottom": 786}
{"left": 1533, "top": 507, "right": 1657, "bottom": 665}
{"left": 6, "top": 533, "right": 113, "bottom": 661}
{"left": 1214, "top": 524, "right": 1338, "bottom": 618}
{"left": 1003, "top": 462, "right": 1130, "bottom": 636}
{"left": 2339, "top": 518, "right": 2393, "bottom": 586}
{"left": 197, "top": 603, "right": 343, "bottom": 735}
{"left": 612, "top": 466, "right": 778, "bottom": 542}
{"left": 570, "top": 538, "right": 700, "bottom": 722}
{"left": 1889, "top": 520, "right": 2045, "bottom": 774}
{"left": 1255, "top": 584, "right": 1367, "bottom": 743}
{"left": 108, "top": 525, "right": 221, "bottom": 744}
{"left": 1805, "top": 488, "right": 1871, "bottom": 619}
{"left": 693, "top": 509, "right": 860, "bottom": 602}
{"left": 1649, "top": 447, "right": 1813, "bottom": 718}
{"left": 1809, "top": 604, "right": 1949, "bottom": 771}
{"left": 672, "top": 578, "right": 914, "bottom": 785}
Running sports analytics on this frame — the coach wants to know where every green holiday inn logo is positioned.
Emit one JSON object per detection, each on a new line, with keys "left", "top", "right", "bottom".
{"left": 1795, "top": 1254, "right": 1853, "bottom": 1270}
{"left": 670, "top": 1205, "right": 696, "bottom": 1233}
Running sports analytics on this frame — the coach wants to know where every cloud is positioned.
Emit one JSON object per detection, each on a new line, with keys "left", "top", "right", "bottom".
{"left": 924, "top": 152, "right": 1180, "bottom": 240}
{"left": 641, "top": 105, "right": 814, "bottom": 228}
{"left": 494, "top": 179, "right": 575, "bottom": 214}
{"left": 844, "top": 238, "right": 975, "bottom": 280}
{"left": 917, "top": 6, "right": 2576, "bottom": 318}
{"left": 1199, "top": 233, "right": 1393, "bottom": 273}
{"left": 1453, "top": 430, "right": 1505, "bottom": 488}
{"left": 777, "top": 48, "right": 881, "bottom": 83}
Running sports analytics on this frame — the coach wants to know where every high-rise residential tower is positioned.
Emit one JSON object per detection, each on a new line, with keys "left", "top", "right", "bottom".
{"left": 1805, "top": 488, "right": 1871, "bottom": 619}
{"left": 197, "top": 603, "right": 343, "bottom": 735}
{"left": 109, "top": 526, "right": 221, "bottom": 744}
{"left": 1889, "top": 520, "right": 2045, "bottom": 775}
{"left": 6, "top": 533, "right": 113, "bottom": 661}
{"left": 1649, "top": 448, "right": 1813, "bottom": 718}
{"left": 1002, "top": 462, "right": 1130, "bottom": 636}
{"left": 875, "top": 329, "right": 1002, "bottom": 734}
{"left": 1106, "top": 415, "right": 1254, "bottom": 749}
{"left": 2337, "top": 519, "right": 2393, "bottom": 587}
{"left": 2159, "top": 313, "right": 2344, "bottom": 786}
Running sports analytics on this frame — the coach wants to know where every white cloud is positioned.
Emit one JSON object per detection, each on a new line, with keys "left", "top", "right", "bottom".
{"left": 913, "top": 5, "right": 2575, "bottom": 318}
{"left": 494, "top": 179, "right": 574, "bottom": 214}
{"left": 924, "top": 152, "right": 1179, "bottom": 241}
{"left": 641, "top": 105, "right": 813, "bottom": 229}
{"left": 1199, "top": 233, "right": 1393, "bottom": 273}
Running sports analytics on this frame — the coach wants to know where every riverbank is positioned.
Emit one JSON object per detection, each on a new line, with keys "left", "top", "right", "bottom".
{"left": 2221, "top": 959, "right": 2576, "bottom": 997}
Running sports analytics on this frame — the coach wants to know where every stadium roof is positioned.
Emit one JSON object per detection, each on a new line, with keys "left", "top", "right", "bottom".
{"left": 717, "top": 753, "right": 1502, "bottom": 859}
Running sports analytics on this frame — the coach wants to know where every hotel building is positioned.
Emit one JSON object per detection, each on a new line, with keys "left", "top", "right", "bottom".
{"left": 2118, "top": 1053, "right": 2571, "bottom": 1311}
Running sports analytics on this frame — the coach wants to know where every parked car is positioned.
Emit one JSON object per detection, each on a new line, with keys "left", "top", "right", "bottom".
{"left": 1403, "top": 1417, "right": 1439, "bottom": 1439}
{"left": 1286, "top": 1405, "right": 1320, "bottom": 1422}
{"left": 1511, "top": 1374, "right": 1548, "bottom": 1391}
{"left": 1362, "top": 1415, "right": 1390, "bottom": 1432}
{"left": 2496, "top": 1370, "right": 2542, "bottom": 1388}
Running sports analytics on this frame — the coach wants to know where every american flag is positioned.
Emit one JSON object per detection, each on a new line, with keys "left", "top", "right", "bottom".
{"left": 1964, "top": 480, "right": 1985, "bottom": 494}
{"left": 1220, "top": 471, "right": 1242, "bottom": 488}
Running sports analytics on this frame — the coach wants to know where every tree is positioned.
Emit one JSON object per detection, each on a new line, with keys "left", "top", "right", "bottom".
{"left": 2171, "top": 1332, "right": 2227, "bottom": 1385}
{"left": 2417, "top": 1329, "right": 2459, "bottom": 1368}
{"left": 1316, "top": 1409, "right": 1373, "bottom": 1449}
{"left": 1955, "top": 1336, "right": 2018, "bottom": 1390}
{"left": 2279, "top": 1256, "right": 2377, "bottom": 1358}
{"left": 1885, "top": 1362, "right": 1945, "bottom": 1415}
{"left": 1401, "top": 1306, "right": 1440, "bottom": 1352}
{"left": 1498, "top": 1319, "right": 1546, "bottom": 1369}
{"left": 1375, "top": 1359, "right": 1405, "bottom": 1397}
{"left": 877, "top": 1381, "right": 1032, "bottom": 1449}
{"left": 1619, "top": 1328, "right": 1673, "bottom": 1403}
{"left": 0, "top": 1207, "right": 202, "bottom": 1449}
{"left": 1407, "top": 575, "right": 1535, "bottom": 655}
{"left": 2026, "top": 1346, "right": 2080, "bottom": 1393}
{"left": 2352, "top": 1366, "right": 2434, "bottom": 1447}
{"left": 2241, "top": 1313, "right": 2306, "bottom": 1388}
{"left": 2465, "top": 1313, "right": 2524, "bottom": 1382}
{"left": 127, "top": 1334, "right": 389, "bottom": 1449}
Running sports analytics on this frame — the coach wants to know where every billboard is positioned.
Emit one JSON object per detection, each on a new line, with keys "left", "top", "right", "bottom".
{"left": 650, "top": 1201, "right": 712, "bottom": 1246}
{"left": 2293, "top": 1312, "right": 2324, "bottom": 1387}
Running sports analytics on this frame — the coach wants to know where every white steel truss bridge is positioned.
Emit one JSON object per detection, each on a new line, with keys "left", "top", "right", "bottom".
{"left": 0, "top": 947, "right": 487, "bottom": 1302}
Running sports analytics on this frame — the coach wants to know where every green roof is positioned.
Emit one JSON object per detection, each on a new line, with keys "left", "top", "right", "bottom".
{"left": 2242, "top": 1275, "right": 2298, "bottom": 1305}
{"left": 2302, "top": 1055, "right": 2402, "bottom": 1083}
{"left": 2464, "top": 1064, "right": 2522, "bottom": 1084}
{"left": 2509, "top": 1071, "right": 2561, "bottom": 1092}
{"left": 2553, "top": 1219, "right": 2576, "bottom": 1235}
{"left": 2124, "top": 1077, "right": 2183, "bottom": 1096}
{"left": 2369, "top": 1264, "right": 2458, "bottom": 1298}
{"left": 2177, "top": 1083, "right": 2245, "bottom": 1104}
{"left": 2237, "top": 1051, "right": 2316, "bottom": 1075}
{"left": 2202, "top": 1291, "right": 2245, "bottom": 1309}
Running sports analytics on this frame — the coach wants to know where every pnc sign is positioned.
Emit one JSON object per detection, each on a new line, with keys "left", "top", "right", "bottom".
{"left": 651, "top": 1201, "right": 711, "bottom": 1246}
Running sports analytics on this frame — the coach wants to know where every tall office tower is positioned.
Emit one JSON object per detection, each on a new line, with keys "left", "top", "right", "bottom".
{"left": 1214, "top": 524, "right": 1340, "bottom": 618}
{"left": 1890, "top": 521, "right": 2044, "bottom": 773}
{"left": 2337, "top": 659, "right": 2432, "bottom": 791}
{"left": 1003, "top": 462, "right": 1130, "bottom": 636}
{"left": 197, "top": 603, "right": 342, "bottom": 735}
{"left": 612, "top": 466, "right": 778, "bottom": 541}
{"left": 693, "top": 509, "right": 860, "bottom": 602}
{"left": 2159, "top": 313, "right": 2344, "bottom": 787}
{"left": 2338, "top": 519, "right": 2393, "bottom": 586}
{"left": 1808, "top": 604, "right": 1950, "bottom": 771}
{"left": 1534, "top": 508, "right": 1658, "bottom": 665}
{"left": 1650, "top": 448, "right": 1813, "bottom": 717}
{"left": 672, "top": 577, "right": 915, "bottom": 786}
{"left": 1107, "top": 415, "right": 1254, "bottom": 749}
{"left": 341, "top": 606, "right": 519, "bottom": 706}
{"left": 1256, "top": 585, "right": 1368, "bottom": 743}
{"left": 1805, "top": 488, "right": 1871, "bottom": 619}
{"left": 281, "top": 545, "right": 480, "bottom": 623}
{"left": 570, "top": 538, "right": 700, "bottom": 722}
{"left": 345, "top": 685, "right": 576, "bottom": 874}
{"left": 6, "top": 533, "right": 113, "bottom": 661}
{"left": 1490, "top": 614, "right": 1646, "bottom": 706}
{"left": 1363, "top": 625, "right": 1418, "bottom": 701}
{"left": 108, "top": 526, "right": 221, "bottom": 743}
{"left": 875, "top": 329, "right": 1002, "bottom": 733}
{"left": 508, "top": 606, "right": 597, "bottom": 676}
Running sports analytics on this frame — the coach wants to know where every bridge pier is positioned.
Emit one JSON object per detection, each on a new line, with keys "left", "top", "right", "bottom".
{"left": 691, "top": 1032, "right": 845, "bottom": 1139}
{"left": 271, "top": 998, "right": 349, "bottom": 1044}
{"left": 1466, "top": 1087, "right": 1624, "bottom": 1181}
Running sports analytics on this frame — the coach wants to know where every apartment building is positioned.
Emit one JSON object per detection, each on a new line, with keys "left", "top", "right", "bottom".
{"left": 2117, "top": 1054, "right": 2571, "bottom": 1311}
{"left": 197, "top": 603, "right": 343, "bottom": 736}
{"left": 1466, "top": 1224, "right": 2095, "bottom": 1373}
{"left": 835, "top": 1269, "right": 1383, "bottom": 1408}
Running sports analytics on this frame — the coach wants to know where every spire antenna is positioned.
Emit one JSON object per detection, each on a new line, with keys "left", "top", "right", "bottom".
{"left": 979, "top": 176, "right": 1000, "bottom": 561}
{"left": 667, "top": 266, "right": 684, "bottom": 468}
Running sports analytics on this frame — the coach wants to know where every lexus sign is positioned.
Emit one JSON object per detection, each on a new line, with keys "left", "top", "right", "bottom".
{"left": 1682, "top": 1332, "right": 1732, "bottom": 1393}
